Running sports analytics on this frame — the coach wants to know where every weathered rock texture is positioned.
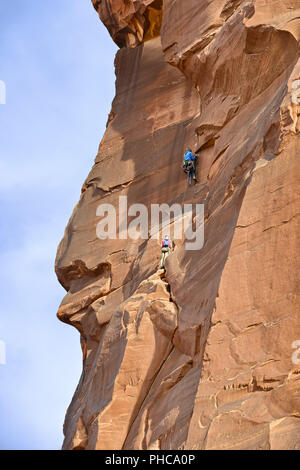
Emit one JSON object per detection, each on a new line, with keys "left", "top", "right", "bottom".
{"left": 56, "top": 0, "right": 300, "bottom": 450}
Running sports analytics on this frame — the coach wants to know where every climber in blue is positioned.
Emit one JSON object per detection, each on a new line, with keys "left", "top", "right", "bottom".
{"left": 182, "top": 148, "right": 197, "bottom": 184}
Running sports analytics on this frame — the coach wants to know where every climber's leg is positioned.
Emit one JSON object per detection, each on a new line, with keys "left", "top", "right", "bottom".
{"left": 164, "top": 248, "right": 171, "bottom": 264}
{"left": 192, "top": 161, "right": 197, "bottom": 182}
{"left": 160, "top": 251, "right": 166, "bottom": 269}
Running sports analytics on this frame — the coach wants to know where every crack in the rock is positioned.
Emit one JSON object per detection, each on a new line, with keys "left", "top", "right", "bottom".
{"left": 262, "top": 213, "right": 300, "bottom": 233}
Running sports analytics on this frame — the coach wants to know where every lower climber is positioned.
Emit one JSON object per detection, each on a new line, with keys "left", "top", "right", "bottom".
{"left": 182, "top": 148, "right": 197, "bottom": 184}
{"left": 160, "top": 235, "right": 172, "bottom": 269}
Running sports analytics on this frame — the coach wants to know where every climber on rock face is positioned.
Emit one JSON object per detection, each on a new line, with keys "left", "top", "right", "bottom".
{"left": 160, "top": 235, "right": 172, "bottom": 269}
{"left": 182, "top": 148, "right": 197, "bottom": 184}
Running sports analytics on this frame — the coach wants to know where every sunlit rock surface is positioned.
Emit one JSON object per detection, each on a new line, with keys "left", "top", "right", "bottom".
{"left": 56, "top": 0, "right": 300, "bottom": 450}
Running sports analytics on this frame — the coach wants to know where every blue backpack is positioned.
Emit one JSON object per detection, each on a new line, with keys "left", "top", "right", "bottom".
{"left": 163, "top": 238, "right": 170, "bottom": 247}
{"left": 184, "top": 150, "right": 195, "bottom": 162}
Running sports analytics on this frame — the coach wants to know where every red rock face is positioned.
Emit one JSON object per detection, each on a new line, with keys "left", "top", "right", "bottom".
{"left": 56, "top": 0, "right": 300, "bottom": 449}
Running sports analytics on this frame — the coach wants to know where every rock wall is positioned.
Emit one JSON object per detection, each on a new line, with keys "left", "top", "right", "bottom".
{"left": 56, "top": 0, "right": 300, "bottom": 450}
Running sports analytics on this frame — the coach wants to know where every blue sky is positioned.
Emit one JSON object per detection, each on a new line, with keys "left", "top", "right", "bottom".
{"left": 0, "top": 0, "right": 117, "bottom": 449}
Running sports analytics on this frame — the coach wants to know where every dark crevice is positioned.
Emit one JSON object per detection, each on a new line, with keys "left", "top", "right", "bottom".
{"left": 143, "top": 0, "right": 163, "bottom": 42}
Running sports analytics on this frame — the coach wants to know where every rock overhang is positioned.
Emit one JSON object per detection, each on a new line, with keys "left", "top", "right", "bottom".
{"left": 92, "top": 0, "right": 163, "bottom": 47}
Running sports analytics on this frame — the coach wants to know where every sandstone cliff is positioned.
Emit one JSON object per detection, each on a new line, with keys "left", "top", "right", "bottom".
{"left": 55, "top": 0, "right": 300, "bottom": 450}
